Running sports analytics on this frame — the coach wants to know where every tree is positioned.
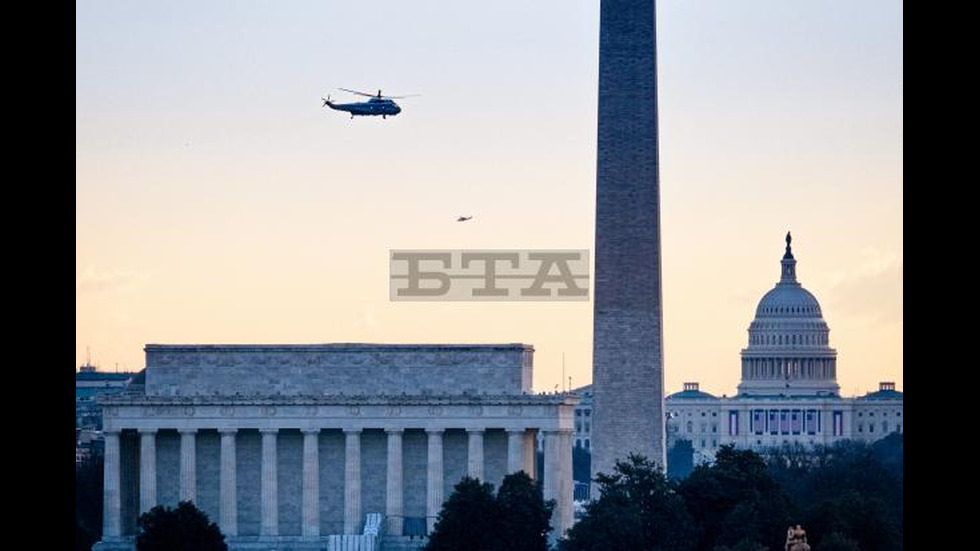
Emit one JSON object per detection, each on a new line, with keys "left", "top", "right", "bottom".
{"left": 496, "top": 472, "right": 554, "bottom": 551}
{"left": 817, "top": 531, "right": 860, "bottom": 551}
{"left": 764, "top": 437, "right": 903, "bottom": 551}
{"left": 76, "top": 517, "right": 97, "bottom": 551}
{"left": 76, "top": 454, "right": 103, "bottom": 551}
{"left": 711, "top": 541, "right": 768, "bottom": 551}
{"left": 678, "top": 446, "right": 793, "bottom": 551}
{"left": 136, "top": 501, "right": 227, "bottom": 551}
{"left": 425, "top": 477, "right": 499, "bottom": 551}
{"left": 667, "top": 439, "right": 695, "bottom": 480}
{"left": 561, "top": 454, "right": 697, "bottom": 551}
{"left": 425, "top": 473, "right": 554, "bottom": 551}
{"left": 803, "top": 492, "right": 900, "bottom": 551}
{"left": 871, "top": 432, "right": 903, "bottom": 477}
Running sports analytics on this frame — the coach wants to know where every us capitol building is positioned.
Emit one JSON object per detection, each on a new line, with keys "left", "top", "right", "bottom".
{"left": 573, "top": 234, "right": 903, "bottom": 465}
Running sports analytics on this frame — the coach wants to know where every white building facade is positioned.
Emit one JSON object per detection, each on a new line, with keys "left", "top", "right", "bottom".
{"left": 575, "top": 234, "right": 903, "bottom": 466}
{"left": 95, "top": 343, "right": 576, "bottom": 551}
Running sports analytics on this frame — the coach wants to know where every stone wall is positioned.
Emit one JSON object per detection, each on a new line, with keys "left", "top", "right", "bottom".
{"left": 443, "top": 430, "right": 467, "bottom": 498}
{"left": 196, "top": 431, "right": 220, "bottom": 524}
{"left": 236, "top": 430, "right": 261, "bottom": 536}
{"left": 158, "top": 430, "right": 180, "bottom": 508}
{"left": 484, "top": 430, "right": 507, "bottom": 489}
{"left": 320, "top": 430, "right": 346, "bottom": 535}
{"left": 278, "top": 430, "right": 303, "bottom": 535}
{"left": 402, "top": 430, "right": 427, "bottom": 521}
{"left": 145, "top": 344, "right": 533, "bottom": 397}
{"left": 361, "top": 430, "right": 388, "bottom": 523}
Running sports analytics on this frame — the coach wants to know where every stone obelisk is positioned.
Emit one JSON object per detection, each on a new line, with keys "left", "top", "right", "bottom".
{"left": 591, "top": 0, "right": 665, "bottom": 487}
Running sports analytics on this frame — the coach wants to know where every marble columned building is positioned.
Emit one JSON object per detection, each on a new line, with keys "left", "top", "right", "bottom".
{"left": 664, "top": 235, "right": 903, "bottom": 463}
{"left": 572, "top": 235, "right": 903, "bottom": 466}
{"left": 96, "top": 344, "right": 577, "bottom": 550}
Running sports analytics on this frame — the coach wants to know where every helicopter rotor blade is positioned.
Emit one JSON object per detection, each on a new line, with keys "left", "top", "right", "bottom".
{"left": 338, "top": 87, "right": 376, "bottom": 98}
{"left": 385, "top": 94, "right": 420, "bottom": 99}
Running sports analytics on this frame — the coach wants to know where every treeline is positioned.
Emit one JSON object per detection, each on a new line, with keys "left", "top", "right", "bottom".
{"left": 564, "top": 434, "right": 903, "bottom": 551}
{"left": 78, "top": 435, "right": 902, "bottom": 551}
{"left": 76, "top": 455, "right": 103, "bottom": 551}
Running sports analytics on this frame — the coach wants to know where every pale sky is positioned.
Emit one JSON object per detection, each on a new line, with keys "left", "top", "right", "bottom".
{"left": 76, "top": 1, "right": 903, "bottom": 397}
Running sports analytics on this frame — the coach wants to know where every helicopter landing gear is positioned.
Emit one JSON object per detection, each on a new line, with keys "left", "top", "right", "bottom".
{"left": 383, "top": 115, "right": 387, "bottom": 119}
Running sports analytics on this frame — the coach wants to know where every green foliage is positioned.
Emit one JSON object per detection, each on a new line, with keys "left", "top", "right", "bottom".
{"left": 803, "top": 492, "right": 900, "bottom": 551}
{"left": 75, "top": 454, "right": 103, "bottom": 551}
{"left": 765, "top": 437, "right": 903, "bottom": 551}
{"left": 870, "top": 432, "right": 903, "bottom": 478}
{"left": 136, "top": 501, "right": 228, "bottom": 551}
{"left": 816, "top": 531, "right": 860, "bottom": 551}
{"left": 679, "top": 446, "right": 794, "bottom": 551}
{"left": 667, "top": 439, "right": 695, "bottom": 480}
{"left": 76, "top": 517, "right": 97, "bottom": 551}
{"left": 561, "top": 454, "right": 697, "bottom": 551}
{"left": 425, "top": 477, "right": 497, "bottom": 551}
{"left": 711, "top": 541, "right": 768, "bottom": 551}
{"left": 425, "top": 473, "right": 554, "bottom": 551}
{"left": 557, "top": 437, "right": 902, "bottom": 551}
{"left": 496, "top": 472, "right": 555, "bottom": 551}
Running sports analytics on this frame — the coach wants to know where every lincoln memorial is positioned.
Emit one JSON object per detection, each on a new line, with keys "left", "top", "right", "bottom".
{"left": 95, "top": 343, "right": 577, "bottom": 550}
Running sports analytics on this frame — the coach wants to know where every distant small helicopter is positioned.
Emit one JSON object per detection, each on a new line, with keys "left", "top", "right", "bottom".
{"left": 457, "top": 216, "right": 473, "bottom": 222}
{"left": 322, "top": 88, "right": 418, "bottom": 119}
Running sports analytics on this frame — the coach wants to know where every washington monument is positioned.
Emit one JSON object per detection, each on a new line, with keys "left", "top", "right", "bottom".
{"left": 591, "top": 0, "right": 666, "bottom": 485}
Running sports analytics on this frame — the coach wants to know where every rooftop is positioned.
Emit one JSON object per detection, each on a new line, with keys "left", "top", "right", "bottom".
{"left": 75, "top": 371, "right": 136, "bottom": 382}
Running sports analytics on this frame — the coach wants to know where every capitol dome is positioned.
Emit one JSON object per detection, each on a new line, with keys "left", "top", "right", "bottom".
{"left": 754, "top": 285, "right": 823, "bottom": 319}
{"left": 737, "top": 233, "right": 839, "bottom": 398}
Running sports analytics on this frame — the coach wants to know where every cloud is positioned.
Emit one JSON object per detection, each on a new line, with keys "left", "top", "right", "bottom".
{"left": 823, "top": 247, "right": 903, "bottom": 324}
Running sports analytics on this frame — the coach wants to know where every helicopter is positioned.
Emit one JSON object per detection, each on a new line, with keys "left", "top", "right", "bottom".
{"left": 322, "top": 88, "right": 417, "bottom": 119}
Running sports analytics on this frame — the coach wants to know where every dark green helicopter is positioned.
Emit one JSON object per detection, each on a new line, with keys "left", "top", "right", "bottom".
{"left": 322, "top": 88, "right": 418, "bottom": 119}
